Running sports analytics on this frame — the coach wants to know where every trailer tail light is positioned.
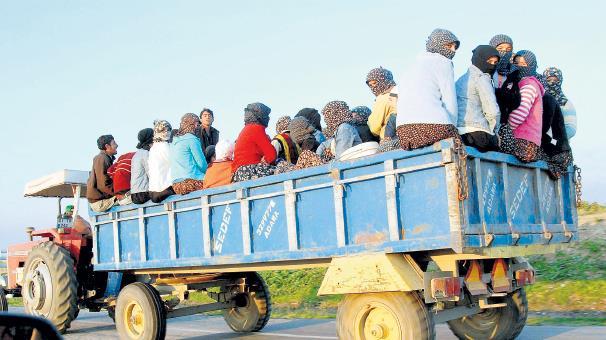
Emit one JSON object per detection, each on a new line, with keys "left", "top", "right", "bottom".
{"left": 515, "top": 269, "right": 535, "bottom": 287}
{"left": 465, "top": 260, "right": 488, "bottom": 295}
{"left": 491, "top": 258, "right": 512, "bottom": 293}
{"left": 430, "top": 277, "right": 462, "bottom": 300}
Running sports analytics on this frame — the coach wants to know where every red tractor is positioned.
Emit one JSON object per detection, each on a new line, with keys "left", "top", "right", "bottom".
{"left": 1, "top": 170, "right": 108, "bottom": 333}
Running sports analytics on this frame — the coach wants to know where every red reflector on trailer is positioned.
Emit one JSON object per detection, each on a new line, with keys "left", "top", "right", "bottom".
{"left": 515, "top": 269, "right": 536, "bottom": 286}
{"left": 431, "top": 277, "right": 462, "bottom": 300}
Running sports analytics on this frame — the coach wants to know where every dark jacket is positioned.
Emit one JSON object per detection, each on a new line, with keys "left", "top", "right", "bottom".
{"left": 495, "top": 70, "right": 521, "bottom": 125}
{"left": 542, "top": 93, "right": 571, "bottom": 155}
{"left": 199, "top": 126, "right": 220, "bottom": 157}
{"left": 355, "top": 124, "right": 380, "bottom": 143}
{"left": 86, "top": 152, "right": 114, "bottom": 203}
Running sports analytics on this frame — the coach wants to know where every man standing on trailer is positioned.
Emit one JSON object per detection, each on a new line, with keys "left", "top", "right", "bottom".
{"left": 87, "top": 134, "right": 119, "bottom": 212}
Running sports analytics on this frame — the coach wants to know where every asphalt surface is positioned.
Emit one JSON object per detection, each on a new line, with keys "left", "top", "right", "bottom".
{"left": 33, "top": 309, "right": 606, "bottom": 340}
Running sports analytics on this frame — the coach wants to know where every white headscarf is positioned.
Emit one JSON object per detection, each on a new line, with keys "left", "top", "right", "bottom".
{"left": 214, "top": 139, "right": 235, "bottom": 162}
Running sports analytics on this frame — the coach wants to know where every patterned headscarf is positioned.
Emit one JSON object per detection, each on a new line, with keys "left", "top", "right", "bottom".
{"left": 351, "top": 106, "right": 372, "bottom": 124}
{"left": 511, "top": 50, "right": 538, "bottom": 78}
{"left": 543, "top": 67, "right": 568, "bottom": 106}
{"left": 288, "top": 117, "right": 316, "bottom": 145}
{"left": 175, "top": 113, "right": 200, "bottom": 137}
{"left": 366, "top": 67, "right": 397, "bottom": 97}
{"left": 295, "top": 108, "right": 322, "bottom": 131}
{"left": 244, "top": 102, "right": 271, "bottom": 127}
{"left": 489, "top": 34, "right": 514, "bottom": 57}
{"left": 426, "top": 28, "right": 460, "bottom": 60}
{"left": 496, "top": 51, "right": 515, "bottom": 76}
{"left": 275, "top": 116, "right": 291, "bottom": 134}
{"left": 153, "top": 120, "right": 172, "bottom": 142}
{"left": 322, "top": 101, "right": 354, "bottom": 138}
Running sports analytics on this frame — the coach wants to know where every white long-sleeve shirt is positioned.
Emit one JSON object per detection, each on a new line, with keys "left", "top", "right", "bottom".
{"left": 397, "top": 52, "right": 458, "bottom": 126}
{"left": 148, "top": 142, "right": 172, "bottom": 192}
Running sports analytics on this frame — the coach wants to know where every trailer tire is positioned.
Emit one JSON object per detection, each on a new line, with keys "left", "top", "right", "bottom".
{"left": 223, "top": 272, "right": 272, "bottom": 332}
{"left": 22, "top": 241, "right": 78, "bottom": 334}
{"left": 447, "top": 288, "right": 528, "bottom": 340}
{"left": 115, "top": 282, "right": 166, "bottom": 340}
{"left": 337, "top": 291, "right": 435, "bottom": 340}
{"left": 0, "top": 287, "right": 8, "bottom": 312}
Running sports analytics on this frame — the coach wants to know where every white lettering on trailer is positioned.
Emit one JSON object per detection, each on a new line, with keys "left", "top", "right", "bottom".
{"left": 256, "top": 200, "right": 279, "bottom": 239}
{"left": 510, "top": 173, "right": 529, "bottom": 220}
{"left": 482, "top": 169, "right": 497, "bottom": 214}
{"left": 541, "top": 177, "right": 554, "bottom": 215}
{"left": 213, "top": 205, "right": 232, "bottom": 254}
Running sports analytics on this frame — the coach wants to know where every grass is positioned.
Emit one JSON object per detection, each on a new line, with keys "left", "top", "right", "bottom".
{"left": 578, "top": 201, "right": 606, "bottom": 215}
{"left": 527, "top": 316, "right": 606, "bottom": 326}
{"left": 526, "top": 280, "right": 606, "bottom": 312}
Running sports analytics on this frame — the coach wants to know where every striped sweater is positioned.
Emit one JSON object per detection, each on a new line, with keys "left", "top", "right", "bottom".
{"left": 508, "top": 76, "right": 545, "bottom": 145}
{"left": 108, "top": 152, "right": 135, "bottom": 194}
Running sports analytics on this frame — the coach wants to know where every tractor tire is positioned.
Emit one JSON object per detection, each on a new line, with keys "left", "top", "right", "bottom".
{"left": 0, "top": 287, "right": 8, "bottom": 312}
{"left": 337, "top": 291, "right": 435, "bottom": 340}
{"left": 22, "top": 241, "right": 78, "bottom": 334}
{"left": 447, "top": 288, "right": 529, "bottom": 340}
{"left": 115, "top": 282, "right": 166, "bottom": 340}
{"left": 223, "top": 272, "right": 272, "bottom": 332}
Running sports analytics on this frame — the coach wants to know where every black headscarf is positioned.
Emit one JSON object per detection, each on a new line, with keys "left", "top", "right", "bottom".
{"left": 471, "top": 45, "right": 500, "bottom": 75}
{"left": 136, "top": 128, "right": 154, "bottom": 150}
{"left": 295, "top": 108, "right": 322, "bottom": 131}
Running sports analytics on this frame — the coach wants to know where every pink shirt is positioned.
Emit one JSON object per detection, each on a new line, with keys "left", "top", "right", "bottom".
{"left": 508, "top": 76, "right": 545, "bottom": 145}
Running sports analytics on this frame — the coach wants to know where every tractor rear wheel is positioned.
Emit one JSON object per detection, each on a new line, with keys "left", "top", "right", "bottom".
{"left": 22, "top": 241, "right": 78, "bottom": 333}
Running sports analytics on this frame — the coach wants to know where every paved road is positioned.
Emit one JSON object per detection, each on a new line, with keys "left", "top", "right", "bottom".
{"left": 6, "top": 308, "right": 606, "bottom": 339}
{"left": 54, "top": 310, "right": 606, "bottom": 340}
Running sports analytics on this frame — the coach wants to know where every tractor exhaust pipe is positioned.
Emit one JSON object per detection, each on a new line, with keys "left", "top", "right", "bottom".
{"left": 25, "top": 227, "right": 35, "bottom": 241}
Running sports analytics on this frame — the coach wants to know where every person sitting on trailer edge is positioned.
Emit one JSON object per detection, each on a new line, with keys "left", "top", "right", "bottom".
{"left": 130, "top": 128, "right": 154, "bottom": 204}
{"left": 170, "top": 113, "right": 208, "bottom": 195}
{"left": 396, "top": 28, "right": 464, "bottom": 152}
{"left": 107, "top": 151, "right": 135, "bottom": 205}
{"left": 295, "top": 107, "right": 326, "bottom": 144}
{"left": 366, "top": 67, "right": 398, "bottom": 141}
{"left": 271, "top": 116, "right": 300, "bottom": 164}
{"left": 316, "top": 100, "right": 362, "bottom": 160}
{"left": 489, "top": 34, "right": 514, "bottom": 88}
{"left": 275, "top": 117, "right": 327, "bottom": 173}
{"left": 203, "top": 139, "right": 235, "bottom": 188}
{"left": 87, "top": 134, "right": 119, "bottom": 212}
{"left": 455, "top": 45, "right": 501, "bottom": 152}
{"left": 232, "top": 102, "right": 277, "bottom": 182}
{"left": 351, "top": 106, "right": 379, "bottom": 143}
{"left": 148, "top": 120, "right": 176, "bottom": 203}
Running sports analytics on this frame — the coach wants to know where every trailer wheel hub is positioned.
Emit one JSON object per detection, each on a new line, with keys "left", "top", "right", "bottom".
{"left": 359, "top": 303, "right": 401, "bottom": 340}
{"left": 124, "top": 301, "right": 145, "bottom": 337}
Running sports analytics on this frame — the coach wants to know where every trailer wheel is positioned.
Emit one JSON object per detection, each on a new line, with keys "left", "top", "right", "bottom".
{"left": 223, "top": 272, "right": 272, "bottom": 332}
{"left": 22, "top": 241, "right": 78, "bottom": 333}
{"left": 337, "top": 291, "right": 435, "bottom": 340}
{"left": 0, "top": 287, "right": 8, "bottom": 312}
{"left": 115, "top": 283, "right": 166, "bottom": 340}
{"left": 447, "top": 288, "right": 528, "bottom": 340}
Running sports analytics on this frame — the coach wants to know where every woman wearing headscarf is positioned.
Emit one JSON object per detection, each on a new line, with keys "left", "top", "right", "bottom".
{"left": 497, "top": 50, "right": 545, "bottom": 163}
{"left": 232, "top": 102, "right": 277, "bottom": 182}
{"left": 148, "top": 120, "right": 176, "bottom": 203}
{"left": 455, "top": 45, "right": 501, "bottom": 152}
{"left": 203, "top": 139, "right": 235, "bottom": 188}
{"left": 295, "top": 108, "right": 326, "bottom": 144}
{"left": 396, "top": 28, "right": 464, "bottom": 151}
{"left": 366, "top": 67, "right": 398, "bottom": 140}
{"left": 351, "top": 106, "right": 379, "bottom": 143}
{"left": 316, "top": 101, "right": 362, "bottom": 160}
{"left": 275, "top": 117, "right": 327, "bottom": 174}
{"left": 543, "top": 67, "right": 576, "bottom": 139}
{"left": 131, "top": 128, "right": 154, "bottom": 204}
{"left": 170, "top": 113, "right": 208, "bottom": 195}
{"left": 271, "top": 116, "right": 300, "bottom": 164}
{"left": 489, "top": 34, "right": 514, "bottom": 88}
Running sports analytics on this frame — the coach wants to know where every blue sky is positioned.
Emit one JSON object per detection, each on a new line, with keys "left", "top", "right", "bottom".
{"left": 1, "top": 1, "right": 604, "bottom": 249}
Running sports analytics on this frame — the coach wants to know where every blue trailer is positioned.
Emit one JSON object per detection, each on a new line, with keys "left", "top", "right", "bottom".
{"left": 7, "top": 139, "right": 579, "bottom": 340}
